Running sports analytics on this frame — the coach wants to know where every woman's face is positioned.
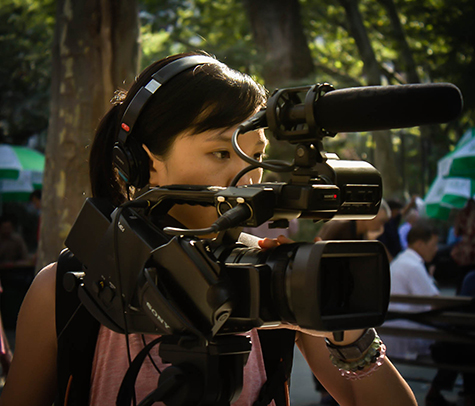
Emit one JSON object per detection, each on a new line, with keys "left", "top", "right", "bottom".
{"left": 145, "top": 125, "right": 267, "bottom": 230}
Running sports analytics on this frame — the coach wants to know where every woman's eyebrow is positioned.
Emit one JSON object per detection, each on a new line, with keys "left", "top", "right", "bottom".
{"left": 204, "top": 131, "right": 232, "bottom": 142}
{"left": 205, "top": 130, "right": 267, "bottom": 147}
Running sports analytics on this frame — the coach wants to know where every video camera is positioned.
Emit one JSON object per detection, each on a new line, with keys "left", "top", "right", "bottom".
{"left": 63, "top": 82, "right": 462, "bottom": 405}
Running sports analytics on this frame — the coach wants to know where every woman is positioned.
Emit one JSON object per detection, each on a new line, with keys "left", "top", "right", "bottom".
{"left": 0, "top": 52, "right": 417, "bottom": 406}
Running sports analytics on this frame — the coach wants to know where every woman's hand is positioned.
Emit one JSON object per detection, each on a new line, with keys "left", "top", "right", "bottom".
{"left": 257, "top": 234, "right": 294, "bottom": 250}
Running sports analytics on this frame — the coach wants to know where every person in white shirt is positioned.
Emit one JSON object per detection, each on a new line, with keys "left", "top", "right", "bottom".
{"left": 381, "top": 219, "right": 440, "bottom": 360}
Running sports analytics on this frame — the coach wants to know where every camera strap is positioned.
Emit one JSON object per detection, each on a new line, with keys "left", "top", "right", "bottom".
{"left": 55, "top": 249, "right": 101, "bottom": 406}
{"left": 116, "top": 336, "right": 163, "bottom": 406}
{"left": 254, "top": 329, "right": 296, "bottom": 406}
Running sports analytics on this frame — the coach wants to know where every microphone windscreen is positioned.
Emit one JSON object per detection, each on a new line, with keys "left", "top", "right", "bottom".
{"left": 314, "top": 83, "right": 463, "bottom": 133}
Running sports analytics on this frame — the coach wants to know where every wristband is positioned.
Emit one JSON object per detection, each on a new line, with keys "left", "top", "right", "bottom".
{"left": 325, "top": 328, "right": 376, "bottom": 361}
{"left": 325, "top": 328, "right": 387, "bottom": 380}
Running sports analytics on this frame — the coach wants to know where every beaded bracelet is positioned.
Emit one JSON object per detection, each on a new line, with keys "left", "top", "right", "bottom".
{"left": 335, "top": 343, "right": 387, "bottom": 380}
{"left": 327, "top": 331, "right": 387, "bottom": 380}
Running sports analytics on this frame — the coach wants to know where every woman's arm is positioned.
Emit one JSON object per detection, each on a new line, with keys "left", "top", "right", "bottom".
{"left": 296, "top": 330, "right": 417, "bottom": 406}
{"left": 258, "top": 235, "right": 416, "bottom": 405}
{"left": 0, "top": 263, "right": 58, "bottom": 406}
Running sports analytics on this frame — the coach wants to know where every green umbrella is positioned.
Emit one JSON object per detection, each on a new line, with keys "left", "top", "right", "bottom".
{"left": 437, "top": 128, "right": 475, "bottom": 178}
{"left": 424, "top": 128, "right": 475, "bottom": 219}
{"left": 424, "top": 175, "right": 475, "bottom": 220}
{"left": 0, "top": 144, "right": 44, "bottom": 202}
{"left": 0, "top": 144, "right": 45, "bottom": 181}
{"left": 0, "top": 170, "right": 43, "bottom": 202}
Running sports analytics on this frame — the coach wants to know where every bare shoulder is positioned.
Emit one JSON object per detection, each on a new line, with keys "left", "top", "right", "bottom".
{"left": 0, "top": 262, "right": 58, "bottom": 406}
{"left": 34, "top": 261, "right": 57, "bottom": 286}
{"left": 18, "top": 262, "right": 57, "bottom": 327}
{"left": 30, "top": 261, "right": 57, "bottom": 291}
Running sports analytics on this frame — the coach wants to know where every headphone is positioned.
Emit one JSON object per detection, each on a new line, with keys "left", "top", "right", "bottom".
{"left": 112, "top": 55, "right": 220, "bottom": 189}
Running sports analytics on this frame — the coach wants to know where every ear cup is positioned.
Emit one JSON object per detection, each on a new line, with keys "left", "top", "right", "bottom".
{"left": 112, "top": 137, "right": 150, "bottom": 189}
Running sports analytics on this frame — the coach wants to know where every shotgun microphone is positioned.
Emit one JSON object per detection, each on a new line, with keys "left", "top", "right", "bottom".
{"left": 275, "top": 82, "right": 463, "bottom": 134}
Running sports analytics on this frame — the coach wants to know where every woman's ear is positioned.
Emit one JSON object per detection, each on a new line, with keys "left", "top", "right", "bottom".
{"left": 142, "top": 144, "right": 164, "bottom": 187}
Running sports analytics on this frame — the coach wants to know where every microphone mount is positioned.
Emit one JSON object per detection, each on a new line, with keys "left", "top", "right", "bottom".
{"left": 267, "top": 83, "right": 336, "bottom": 143}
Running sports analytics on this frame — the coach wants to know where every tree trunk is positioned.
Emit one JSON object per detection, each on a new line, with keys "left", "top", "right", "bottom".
{"left": 339, "top": 0, "right": 380, "bottom": 85}
{"left": 339, "top": 0, "right": 402, "bottom": 198}
{"left": 377, "top": 0, "right": 419, "bottom": 84}
{"left": 378, "top": 0, "right": 438, "bottom": 195}
{"left": 243, "top": 0, "right": 314, "bottom": 88}
{"left": 37, "top": 0, "right": 139, "bottom": 270}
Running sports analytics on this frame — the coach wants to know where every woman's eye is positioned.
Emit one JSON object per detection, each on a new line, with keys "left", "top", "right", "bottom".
{"left": 213, "top": 151, "right": 230, "bottom": 160}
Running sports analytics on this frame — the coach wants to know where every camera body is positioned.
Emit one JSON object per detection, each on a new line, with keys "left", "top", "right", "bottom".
{"left": 65, "top": 170, "right": 389, "bottom": 341}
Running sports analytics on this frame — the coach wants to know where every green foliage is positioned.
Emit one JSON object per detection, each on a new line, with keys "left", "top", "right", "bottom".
{"left": 398, "top": 0, "right": 474, "bottom": 113}
{"left": 139, "top": 0, "right": 259, "bottom": 75}
{"left": 304, "top": 2, "right": 365, "bottom": 87}
{"left": 4, "top": 0, "right": 473, "bottom": 200}
{"left": 301, "top": 0, "right": 474, "bottom": 196}
{"left": 0, "top": 0, "right": 55, "bottom": 146}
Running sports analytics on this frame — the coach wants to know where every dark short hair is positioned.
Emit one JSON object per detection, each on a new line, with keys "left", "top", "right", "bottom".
{"left": 407, "top": 219, "right": 438, "bottom": 245}
{"left": 387, "top": 199, "right": 403, "bottom": 210}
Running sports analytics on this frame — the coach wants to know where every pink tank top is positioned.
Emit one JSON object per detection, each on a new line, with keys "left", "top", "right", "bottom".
{"left": 90, "top": 326, "right": 276, "bottom": 406}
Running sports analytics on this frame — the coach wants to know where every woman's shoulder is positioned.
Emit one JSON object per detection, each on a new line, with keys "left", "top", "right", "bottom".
{"left": 32, "top": 262, "right": 57, "bottom": 292}
{"left": 1, "top": 262, "right": 59, "bottom": 406}
{"left": 14, "top": 262, "right": 58, "bottom": 338}
{"left": 37, "top": 261, "right": 58, "bottom": 276}
{"left": 18, "top": 262, "right": 57, "bottom": 320}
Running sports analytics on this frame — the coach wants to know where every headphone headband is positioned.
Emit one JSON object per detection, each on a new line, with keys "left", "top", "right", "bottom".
{"left": 113, "top": 55, "right": 220, "bottom": 188}
{"left": 118, "top": 55, "right": 219, "bottom": 144}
